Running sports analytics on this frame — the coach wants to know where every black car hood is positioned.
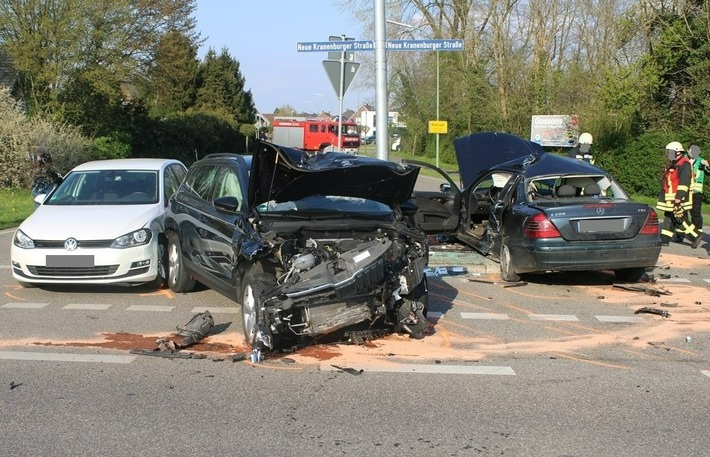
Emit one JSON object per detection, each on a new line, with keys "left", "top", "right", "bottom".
{"left": 454, "top": 132, "right": 544, "bottom": 188}
{"left": 248, "top": 140, "right": 420, "bottom": 208}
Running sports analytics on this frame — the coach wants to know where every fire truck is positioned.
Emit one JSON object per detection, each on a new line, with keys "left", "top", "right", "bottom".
{"left": 271, "top": 118, "right": 361, "bottom": 154}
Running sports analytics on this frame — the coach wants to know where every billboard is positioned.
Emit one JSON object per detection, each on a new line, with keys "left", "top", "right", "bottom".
{"left": 530, "top": 115, "right": 579, "bottom": 147}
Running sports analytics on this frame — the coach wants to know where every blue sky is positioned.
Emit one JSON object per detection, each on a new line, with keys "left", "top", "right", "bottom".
{"left": 194, "top": 1, "right": 374, "bottom": 114}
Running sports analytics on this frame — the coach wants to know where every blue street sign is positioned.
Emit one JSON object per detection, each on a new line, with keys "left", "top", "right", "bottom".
{"left": 296, "top": 39, "right": 464, "bottom": 52}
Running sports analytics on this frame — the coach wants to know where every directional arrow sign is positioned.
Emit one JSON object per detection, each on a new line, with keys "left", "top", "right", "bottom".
{"left": 322, "top": 60, "right": 360, "bottom": 96}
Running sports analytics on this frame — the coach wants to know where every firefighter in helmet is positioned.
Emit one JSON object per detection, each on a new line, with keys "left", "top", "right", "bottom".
{"left": 567, "top": 132, "right": 594, "bottom": 164}
{"left": 657, "top": 141, "right": 698, "bottom": 246}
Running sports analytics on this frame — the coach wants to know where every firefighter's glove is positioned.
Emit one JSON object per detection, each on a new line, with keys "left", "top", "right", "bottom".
{"left": 673, "top": 204, "right": 685, "bottom": 219}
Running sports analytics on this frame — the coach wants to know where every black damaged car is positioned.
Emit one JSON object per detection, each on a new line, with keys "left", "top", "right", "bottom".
{"left": 164, "top": 142, "right": 431, "bottom": 352}
{"left": 409, "top": 131, "right": 662, "bottom": 282}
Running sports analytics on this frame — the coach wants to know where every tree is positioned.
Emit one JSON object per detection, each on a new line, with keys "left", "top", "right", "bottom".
{"left": 195, "top": 48, "right": 256, "bottom": 125}
{"left": 143, "top": 30, "right": 199, "bottom": 117}
{"left": 0, "top": 0, "right": 199, "bottom": 119}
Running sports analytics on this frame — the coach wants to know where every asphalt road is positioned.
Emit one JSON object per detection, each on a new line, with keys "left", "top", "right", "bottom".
{"left": 2, "top": 227, "right": 710, "bottom": 456}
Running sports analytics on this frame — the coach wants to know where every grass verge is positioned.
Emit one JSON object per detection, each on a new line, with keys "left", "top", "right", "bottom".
{"left": 0, "top": 188, "right": 34, "bottom": 230}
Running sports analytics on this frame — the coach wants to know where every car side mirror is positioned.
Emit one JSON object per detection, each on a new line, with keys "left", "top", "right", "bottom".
{"left": 213, "top": 196, "right": 240, "bottom": 212}
{"left": 440, "top": 183, "right": 451, "bottom": 193}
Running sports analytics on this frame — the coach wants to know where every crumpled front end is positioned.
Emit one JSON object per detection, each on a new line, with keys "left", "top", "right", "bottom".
{"left": 251, "top": 224, "right": 429, "bottom": 348}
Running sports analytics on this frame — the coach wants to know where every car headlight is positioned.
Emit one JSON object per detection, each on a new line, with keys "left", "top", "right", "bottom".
{"left": 111, "top": 228, "right": 152, "bottom": 248}
{"left": 13, "top": 229, "right": 35, "bottom": 249}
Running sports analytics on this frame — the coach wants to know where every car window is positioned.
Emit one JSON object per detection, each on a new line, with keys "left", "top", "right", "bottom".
{"left": 526, "top": 175, "right": 627, "bottom": 201}
{"left": 46, "top": 170, "right": 158, "bottom": 205}
{"left": 185, "top": 165, "right": 219, "bottom": 200}
{"left": 213, "top": 167, "right": 244, "bottom": 210}
{"left": 170, "top": 164, "right": 186, "bottom": 183}
{"left": 164, "top": 166, "right": 181, "bottom": 202}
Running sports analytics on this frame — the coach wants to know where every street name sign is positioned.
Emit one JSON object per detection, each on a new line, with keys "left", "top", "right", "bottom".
{"left": 297, "top": 39, "right": 465, "bottom": 52}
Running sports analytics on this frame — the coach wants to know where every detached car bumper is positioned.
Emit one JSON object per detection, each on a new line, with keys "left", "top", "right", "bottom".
{"left": 10, "top": 238, "right": 159, "bottom": 285}
{"left": 509, "top": 238, "right": 662, "bottom": 274}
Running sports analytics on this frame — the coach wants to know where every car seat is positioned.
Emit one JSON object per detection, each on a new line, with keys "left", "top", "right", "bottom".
{"left": 583, "top": 183, "right": 601, "bottom": 197}
{"left": 556, "top": 184, "right": 576, "bottom": 198}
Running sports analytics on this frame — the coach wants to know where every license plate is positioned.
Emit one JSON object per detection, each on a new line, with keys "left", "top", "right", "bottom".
{"left": 578, "top": 218, "right": 627, "bottom": 233}
{"left": 46, "top": 255, "right": 95, "bottom": 267}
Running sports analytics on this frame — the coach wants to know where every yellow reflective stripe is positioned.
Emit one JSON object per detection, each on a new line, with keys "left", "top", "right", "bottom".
{"left": 678, "top": 185, "right": 689, "bottom": 191}
{"left": 661, "top": 229, "right": 675, "bottom": 237}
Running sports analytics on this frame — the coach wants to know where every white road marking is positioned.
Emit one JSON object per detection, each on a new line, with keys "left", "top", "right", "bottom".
{"left": 702, "top": 370, "right": 710, "bottom": 378}
{"left": 596, "top": 315, "right": 646, "bottom": 323}
{"left": 63, "top": 303, "right": 112, "bottom": 310}
{"left": 0, "top": 351, "right": 135, "bottom": 363}
{"left": 191, "top": 306, "right": 239, "bottom": 314}
{"left": 126, "top": 305, "right": 175, "bottom": 312}
{"left": 460, "top": 312, "right": 510, "bottom": 320}
{"left": 1, "top": 302, "right": 49, "bottom": 309}
{"left": 321, "top": 363, "right": 515, "bottom": 375}
{"left": 528, "top": 314, "right": 579, "bottom": 321}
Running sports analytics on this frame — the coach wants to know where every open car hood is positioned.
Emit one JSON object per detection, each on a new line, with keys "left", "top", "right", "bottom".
{"left": 248, "top": 140, "right": 420, "bottom": 208}
{"left": 454, "top": 132, "right": 544, "bottom": 188}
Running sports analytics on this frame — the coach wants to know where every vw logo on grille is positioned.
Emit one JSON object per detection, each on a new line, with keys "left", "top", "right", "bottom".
{"left": 64, "top": 238, "right": 78, "bottom": 251}
{"left": 596, "top": 207, "right": 605, "bottom": 215}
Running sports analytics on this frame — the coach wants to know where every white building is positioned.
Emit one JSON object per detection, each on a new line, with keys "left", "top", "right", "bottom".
{"left": 351, "top": 104, "right": 404, "bottom": 138}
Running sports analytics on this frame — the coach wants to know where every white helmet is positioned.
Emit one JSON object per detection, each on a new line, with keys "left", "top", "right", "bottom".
{"left": 665, "top": 141, "right": 685, "bottom": 152}
{"left": 579, "top": 132, "right": 593, "bottom": 144}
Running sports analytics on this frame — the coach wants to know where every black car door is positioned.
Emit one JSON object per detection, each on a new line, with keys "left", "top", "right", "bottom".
{"left": 201, "top": 165, "right": 249, "bottom": 290}
{"left": 404, "top": 159, "right": 461, "bottom": 234}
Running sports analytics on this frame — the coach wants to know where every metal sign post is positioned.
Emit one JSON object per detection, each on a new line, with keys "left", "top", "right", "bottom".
{"left": 321, "top": 36, "right": 359, "bottom": 151}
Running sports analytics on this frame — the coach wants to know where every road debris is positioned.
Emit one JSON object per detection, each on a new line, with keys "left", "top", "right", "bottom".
{"left": 660, "top": 302, "right": 678, "bottom": 308}
{"left": 174, "top": 310, "right": 214, "bottom": 348}
{"left": 331, "top": 364, "right": 364, "bottom": 375}
{"left": 10, "top": 381, "right": 22, "bottom": 390}
{"left": 130, "top": 311, "right": 215, "bottom": 358}
{"left": 129, "top": 348, "right": 207, "bottom": 359}
{"left": 613, "top": 283, "right": 671, "bottom": 296}
{"left": 468, "top": 278, "right": 527, "bottom": 287}
{"left": 635, "top": 307, "right": 671, "bottom": 318}
{"left": 424, "top": 266, "right": 469, "bottom": 277}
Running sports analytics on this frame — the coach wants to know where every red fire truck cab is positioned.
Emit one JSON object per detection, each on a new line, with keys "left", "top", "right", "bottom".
{"left": 272, "top": 118, "right": 361, "bottom": 154}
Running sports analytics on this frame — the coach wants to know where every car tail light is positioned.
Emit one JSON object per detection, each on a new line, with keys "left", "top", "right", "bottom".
{"left": 639, "top": 211, "right": 660, "bottom": 235}
{"left": 523, "top": 213, "right": 562, "bottom": 238}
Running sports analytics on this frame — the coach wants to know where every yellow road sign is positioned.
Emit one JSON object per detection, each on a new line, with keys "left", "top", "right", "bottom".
{"left": 428, "top": 120, "right": 448, "bottom": 134}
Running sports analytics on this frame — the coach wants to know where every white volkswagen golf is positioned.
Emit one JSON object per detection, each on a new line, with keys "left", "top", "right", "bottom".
{"left": 11, "top": 158, "right": 186, "bottom": 287}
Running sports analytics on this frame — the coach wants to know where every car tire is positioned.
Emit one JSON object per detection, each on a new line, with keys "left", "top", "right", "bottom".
{"left": 167, "top": 232, "right": 195, "bottom": 293}
{"left": 500, "top": 243, "right": 521, "bottom": 282}
{"left": 240, "top": 269, "right": 276, "bottom": 347}
{"left": 614, "top": 267, "right": 646, "bottom": 282}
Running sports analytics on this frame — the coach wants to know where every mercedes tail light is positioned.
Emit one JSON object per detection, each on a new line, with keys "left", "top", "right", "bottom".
{"left": 523, "top": 213, "right": 562, "bottom": 238}
{"left": 639, "top": 211, "right": 660, "bottom": 235}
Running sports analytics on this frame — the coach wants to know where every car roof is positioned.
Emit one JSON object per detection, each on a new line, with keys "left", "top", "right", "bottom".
{"left": 70, "top": 158, "right": 184, "bottom": 172}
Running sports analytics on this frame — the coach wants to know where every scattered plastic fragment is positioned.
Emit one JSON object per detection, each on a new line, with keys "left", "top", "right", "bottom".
{"left": 331, "top": 364, "right": 364, "bottom": 375}
{"left": 424, "top": 266, "right": 468, "bottom": 277}
{"left": 634, "top": 307, "right": 670, "bottom": 318}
